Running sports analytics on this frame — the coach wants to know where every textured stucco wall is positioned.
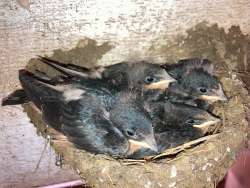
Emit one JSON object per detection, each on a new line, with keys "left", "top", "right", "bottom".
{"left": 1, "top": 0, "right": 250, "bottom": 91}
{"left": 0, "top": 96, "right": 81, "bottom": 188}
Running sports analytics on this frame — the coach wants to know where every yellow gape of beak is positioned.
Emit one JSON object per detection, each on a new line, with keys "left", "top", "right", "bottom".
{"left": 193, "top": 118, "right": 221, "bottom": 129}
{"left": 199, "top": 85, "right": 228, "bottom": 103}
{"left": 127, "top": 135, "right": 158, "bottom": 155}
{"left": 144, "top": 73, "right": 176, "bottom": 90}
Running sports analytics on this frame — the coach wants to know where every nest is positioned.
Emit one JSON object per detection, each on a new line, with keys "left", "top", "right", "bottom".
{"left": 22, "top": 29, "right": 250, "bottom": 187}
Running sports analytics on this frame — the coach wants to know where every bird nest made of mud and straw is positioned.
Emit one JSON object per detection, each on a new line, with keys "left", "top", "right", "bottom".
{"left": 4, "top": 38, "right": 250, "bottom": 188}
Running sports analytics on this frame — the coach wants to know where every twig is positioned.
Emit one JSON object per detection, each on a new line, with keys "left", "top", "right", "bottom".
{"left": 33, "top": 139, "right": 48, "bottom": 172}
{"left": 122, "top": 159, "right": 146, "bottom": 163}
{"left": 122, "top": 162, "right": 145, "bottom": 166}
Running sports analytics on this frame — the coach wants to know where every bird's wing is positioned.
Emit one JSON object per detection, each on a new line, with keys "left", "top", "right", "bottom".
{"left": 37, "top": 56, "right": 132, "bottom": 89}
{"left": 19, "top": 69, "right": 127, "bottom": 156}
{"left": 19, "top": 69, "right": 67, "bottom": 129}
{"left": 60, "top": 95, "right": 128, "bottom": 156}
{"left": 37, "top": 56, "right": 105, "bottom": 79}
{"left": 19, "top": 69, "right": 63, "bottom": 108}
{"left": 156, "top": 129, "right": 201, "bottom": 152}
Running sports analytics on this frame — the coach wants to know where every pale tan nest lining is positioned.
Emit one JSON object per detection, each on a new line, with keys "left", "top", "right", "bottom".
{"left": 22, "top": 66, "right": 250, "bottom": 188}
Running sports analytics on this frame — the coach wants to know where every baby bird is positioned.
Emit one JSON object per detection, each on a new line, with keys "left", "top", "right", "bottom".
{"left": 161, "top": 58, "right": 227, "bottom": 108}
{"left": 131, "top": 101, "right": 220, "bottom": 157}
{"left": 18, "top": 69, "right": 157, "bottom": 158}
{"left": 37, "top": 56, "right": 176, "bottom": 101}
{"left": 145, "top": 100, "right": 221, "bottom": 134}
{"left": 2, "top": 56, "right": 176, "bottom": 106}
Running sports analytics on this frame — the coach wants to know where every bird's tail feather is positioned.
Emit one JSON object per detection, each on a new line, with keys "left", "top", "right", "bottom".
{"left": 2, "top": 89, "right": 29, "bottom": 106}
{"left": 37, "top": 56, "right": 94, "bottom": 78}
{"left": 2, "top": 69, "right": 61, "bottom": 106}
{"left": 19, "top": 69, "right": 61, "bottom": 109}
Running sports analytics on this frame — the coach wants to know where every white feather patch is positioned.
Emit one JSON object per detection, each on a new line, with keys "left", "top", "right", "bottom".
{"left": 63, "top": 88, "right": 85, "bottom": 102}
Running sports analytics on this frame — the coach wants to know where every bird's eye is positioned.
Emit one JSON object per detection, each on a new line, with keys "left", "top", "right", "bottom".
{"left": 126, "top": 129, "right": 135, "bottom": 137}
{"left": 145, "top": 76, "right": 155, "bottom": 84}
{"left": 199, "top": 87, "right": 207, "bottom": 93}
{"left": 186, "top": 119, "right": 195, "bottom": 125}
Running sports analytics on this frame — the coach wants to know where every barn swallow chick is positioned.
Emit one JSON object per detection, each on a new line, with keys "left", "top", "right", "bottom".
{"left": 109, "top": 92, "right": 158, "bottom": 156}
{"left": 126, "top": 117, "right": 207, "bottom": 158}
{"left": 161, "top": 58, "right": 228, "bottom": 106}
{"left": 59, "top": 94, "right": 157, "bottom": 158}
{"left": 101, "top": 60, "right": 176, "bottom": 90}
{"left": 137, "top": 100, "right": 220, "bottom": 154}
{"left": 145, "top": 101, "right": 221, "bottom": 133}
{"left": 18, "top": 69, "right": 157, "bottom": 158}
{"left": 37, "top": 56, "right": 176, "bottom": 99}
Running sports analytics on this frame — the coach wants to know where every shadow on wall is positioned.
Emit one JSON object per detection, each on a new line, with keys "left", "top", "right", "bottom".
{"left": 26, "top": 38, "right": 113, "bottom": 77}
{"left": 149, "top": 22, "right": 250, "bottom": 80}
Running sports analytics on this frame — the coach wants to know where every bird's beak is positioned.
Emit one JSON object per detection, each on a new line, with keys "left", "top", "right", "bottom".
{"left": 217, "top": 91, "right": 228, "bottom": 101}
{"left": 193, "top": 117, "right": 221, "bottom": 129}
{"left": 199, "top": 85, "right": 228, "bottom": 102}
{"left": 127, "top": 135, "right": 158, "bottom": 155}
{"left": 144, "top": 74, "right": 176, "bottom": 90}
{"left": 214, "top": 85, "right": 228, "bottom": 101}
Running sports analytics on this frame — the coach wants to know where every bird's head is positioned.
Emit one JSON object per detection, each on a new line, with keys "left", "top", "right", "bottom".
{"left": 180, "top": 69, "right": 227, "bottom": 103}
{"left": 131, "top": 62, "right": 176, "bottom": 91}
{"left": 110, "top": 94, "right": 158, "bottom": 157}
{"left": 101, "top": 61, "right": 176, "bottom": 93}
{"left": 155, "top": 102, "right": 221, "bottom": 133}
{"left": 180, "top": 105, "right": 221, "bottom": 131}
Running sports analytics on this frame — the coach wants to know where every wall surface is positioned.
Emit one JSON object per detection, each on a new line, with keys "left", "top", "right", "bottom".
{"left": 1, "top": 0, "right": 250, "bottom": 92}
{"left": 0, "top": 94, "right": 81, "bottom": 188}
